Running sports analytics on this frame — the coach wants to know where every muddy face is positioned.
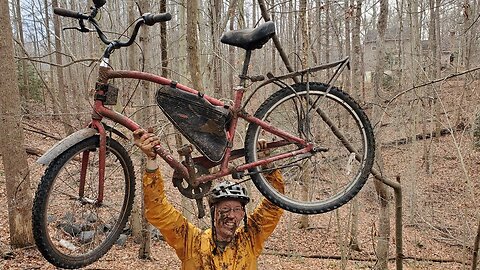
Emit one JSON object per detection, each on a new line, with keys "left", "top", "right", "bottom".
{"left": 214, "top": 200, "right": 245, "bottom": 242}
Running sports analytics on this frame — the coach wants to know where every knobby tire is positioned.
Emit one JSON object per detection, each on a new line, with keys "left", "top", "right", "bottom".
{"left": 32, "top": 136, "right": 135, "bottom": 269}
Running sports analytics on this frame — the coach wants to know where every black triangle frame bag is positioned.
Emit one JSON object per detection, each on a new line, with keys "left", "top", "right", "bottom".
{"left": 155, "top": 85, "right": 232, "bottom": 162}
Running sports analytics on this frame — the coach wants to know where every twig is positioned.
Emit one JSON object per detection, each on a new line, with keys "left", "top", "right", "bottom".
{"left": 13, "top": 38, "right": 98, "bottom": 68}
{"left": 23, "top": 125, "right": 62, "bottom": 140}
{"left": 387, "top": 66, "right": 480, "bottom": 106}
{"left": 14, "top": 56, "right": 98, "bottom": 68}
{"left": 25, "top": 146, "right": 45, "bottom": 157}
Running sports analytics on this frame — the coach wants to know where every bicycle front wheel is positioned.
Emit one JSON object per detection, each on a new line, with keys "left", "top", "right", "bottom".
{"left": 245, "top": 83, "right": 375, "bottom": 214}
{"left": 32, "top": 136, "right": 135, "bottom": 269}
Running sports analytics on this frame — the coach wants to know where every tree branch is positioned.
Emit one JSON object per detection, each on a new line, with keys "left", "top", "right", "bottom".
{"left": 387, "top": 65, "right": 480, "bottom": 106}
{"left": 13, "top": 38, "right": 98, "bottom": 68}
{"left": 14, "top": 55, "right": 98, "bottom": 68}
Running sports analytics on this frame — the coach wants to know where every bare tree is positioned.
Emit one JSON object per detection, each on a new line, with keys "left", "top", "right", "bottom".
{"left": 210, "top": 0, "right": 223, "bottom": 97}
{"left": 137, "top": 0, "right": 153, "bottom": 260}
{"left": 298, "top": 0, "right": 310, "bottom": 230}
{"left": 0, "top": 0, "right": 34, "bottom": 248}
{"left": 160, "top": 0, "right": 169, "bottom": 79}
{"left": 372, "top": 0, "right": 391, "bottom": 269}
{"left": 227, "top": 0, "right": 239, "bottom": 91}
{"left": 186, "top": 0, "right": 204, "bottom": 92}
{"left": 13, "top": 0, "right": 29, "bottom": 100}
{"left": 349, "top": 0, "right": 363, "bottom": 252}
{"left": 351, "top": 0, "right": 363, "bottom": 101}
{"left": 44, "top": 0, "right": 60, "bottom": 116}
{"left": 51, "top": 0, "right": 74, "bottom": 135}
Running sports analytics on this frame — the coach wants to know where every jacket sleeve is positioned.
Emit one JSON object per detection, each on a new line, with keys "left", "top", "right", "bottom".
{"left": 142, "top": 169, "right": 200, "bottom": 260}
{"left": 246, "top": 169, "right": 285, "bottom": 257}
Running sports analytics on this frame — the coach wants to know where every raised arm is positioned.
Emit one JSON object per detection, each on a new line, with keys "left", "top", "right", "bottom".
{"left": 246, "top": 169, "right": 285, "bottom": 257}
{"left": 134, "top": 128, "right": 200, "bottom": 259}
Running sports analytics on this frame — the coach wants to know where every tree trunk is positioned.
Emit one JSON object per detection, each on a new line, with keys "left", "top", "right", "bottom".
{"left": 128, "top": 0, "right": 142, "bottom": 244}
{"left": 186, "top": 0, "right": 204, "bottom": 92}
{"left": 406, "top": 0, "right": 422, "bottom": 226}
{"left": 456, "top": 0, "right": 472, "bottom": 126}
{"left": 160, "top": 0, "right": 169, "bottom": 79}
{"left": 44, "top": 0, "right": 59, "bottom": 116}
{"left": 349, "top": 0, "right": 363, "bottom": 251}
{"left": 352, "top": 0, "right": 362, "bottom": 101}
{"left": 227, "top": 1, "right": 238, "bottom": 91}
{"left": 0, "top": 0, "right": 34, "bottom": 248}
{"left": 211, "top": 0, "right": 223, "bottom": 97}
{"left": 298, "top": 0, "right": 310, "bottom": 229}
{"left": 176, "top": 0, "right": 195, "bottom": 221}
{"left": 425, "top": 0, "right": 438, "bottom": 175}
{"left": 136, "top": 0, "right": 152, "bottom": 260}
{"left": 372, "top": 0, "right": 391, "bottom": 269}
{"left": 52, "top": 0, "right": 74, "bottom": 135}
{"left": 325, "top": 0, "right": 331, "bottom": 78}
{"left": 14, "top": 0, "right": 29, "bottom": 101}
{"left": 344, "top": 0, "right": 352, "bottom": 91}
{"left": 395, "top": 0, "right": 405, "bottom": 96}
{"left": 125, "top": 0, "right": 136, "bottom": 105}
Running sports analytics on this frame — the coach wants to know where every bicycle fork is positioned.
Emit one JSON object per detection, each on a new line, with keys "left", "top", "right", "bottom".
{"left": 79, "top": 119, "right": 107, "bottom": 205}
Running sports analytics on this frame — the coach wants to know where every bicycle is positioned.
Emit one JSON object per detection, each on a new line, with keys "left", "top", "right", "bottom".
{"left": 32, "top": 1, "right": 375, "bottom": 269}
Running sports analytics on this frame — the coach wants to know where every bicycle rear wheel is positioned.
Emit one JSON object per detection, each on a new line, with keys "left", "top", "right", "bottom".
{"left": 32, "top": 136, "right": 135, "bottom": 269}
{"left": 245, "top": 83, "right": 375, "bottom": 214}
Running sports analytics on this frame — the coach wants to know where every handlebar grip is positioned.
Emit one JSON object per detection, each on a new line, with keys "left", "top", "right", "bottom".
{"left": 53, "top": 7, "right": 89, "bottom": 20}
{"left": 250, "top": 75, "right": 265, "bottom": 82}
{"left": 143, "top": 13, "right": 172, "bottom": 26}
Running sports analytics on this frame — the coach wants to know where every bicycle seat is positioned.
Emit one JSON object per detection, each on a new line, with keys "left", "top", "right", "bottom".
{"left": 220, "top": 21, "right": 275, "bottom": 51}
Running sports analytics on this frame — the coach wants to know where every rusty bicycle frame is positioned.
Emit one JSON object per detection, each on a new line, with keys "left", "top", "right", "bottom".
{"left": 86, "top": 53, "right": 349, "bottom": 204}
{"left": 71, "top": 9, "right": 350, "bottom": 204}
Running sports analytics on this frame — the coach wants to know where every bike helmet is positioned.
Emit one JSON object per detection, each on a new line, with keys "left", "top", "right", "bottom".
{"left": 208, "top": 180, "right": 250, "bottom": 206}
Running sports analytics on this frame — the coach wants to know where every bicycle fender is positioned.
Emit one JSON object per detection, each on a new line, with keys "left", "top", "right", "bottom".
{"left": 37, "top": 128, "right": 97, "bottom": 165}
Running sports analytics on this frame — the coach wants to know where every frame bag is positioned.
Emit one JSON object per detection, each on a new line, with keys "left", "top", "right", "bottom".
{"left": 155, "top": 85, "right": 231, "bottom": 162}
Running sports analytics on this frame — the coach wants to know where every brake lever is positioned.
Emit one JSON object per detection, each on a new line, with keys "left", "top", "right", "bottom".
{"left": 62, "top": 17, "right": 93, "bottom": 33}
{"left": 78, "top": 19, "right": 92, "bottom": 32}
{"left": 62, "top": 26, "right": 93, "bottom": 33}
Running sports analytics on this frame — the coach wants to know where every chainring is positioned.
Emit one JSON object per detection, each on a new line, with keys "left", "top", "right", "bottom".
{"left": 172, "top": 164, "right": 211, "bottom": 199}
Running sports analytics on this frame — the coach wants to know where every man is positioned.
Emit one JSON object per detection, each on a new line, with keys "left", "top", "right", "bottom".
{"left": 133, "top": 128, "right": 284, "bottom": 269}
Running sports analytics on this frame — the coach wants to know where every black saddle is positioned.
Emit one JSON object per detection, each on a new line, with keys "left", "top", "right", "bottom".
{"left": 220, "top": 21, "right": 275, "bottom": 50}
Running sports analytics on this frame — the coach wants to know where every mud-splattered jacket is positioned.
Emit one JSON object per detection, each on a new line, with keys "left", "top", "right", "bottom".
{"left": 143, "top": 169, "right": 284, "bottom": 270}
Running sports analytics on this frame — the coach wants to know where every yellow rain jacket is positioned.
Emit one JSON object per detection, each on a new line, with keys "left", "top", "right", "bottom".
{"left": 143, "top": 169, "right": 284, "bottom": 270}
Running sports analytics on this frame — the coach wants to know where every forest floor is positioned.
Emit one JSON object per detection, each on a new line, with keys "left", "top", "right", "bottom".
{"left": 1, "top": 80, "right": 480, "bottom": 269}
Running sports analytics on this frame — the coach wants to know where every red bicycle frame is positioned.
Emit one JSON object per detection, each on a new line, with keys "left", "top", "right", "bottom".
{"left": 85, "top": 51, "right": 312, "bottom": 203}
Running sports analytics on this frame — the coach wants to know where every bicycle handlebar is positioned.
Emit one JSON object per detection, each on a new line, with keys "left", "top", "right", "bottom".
{"left": 53, "top": 6, "right": 171, "bottom": 57}
{"left": 143, "top": 13, "right": 172, "bottom": 26}
{"left": 53, "top": 7, "right": 89, "bottom": 20}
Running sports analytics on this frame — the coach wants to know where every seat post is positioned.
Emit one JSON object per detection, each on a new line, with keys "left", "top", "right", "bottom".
{"left": 239, "top": 50, "right": 252, "bottom": 86}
